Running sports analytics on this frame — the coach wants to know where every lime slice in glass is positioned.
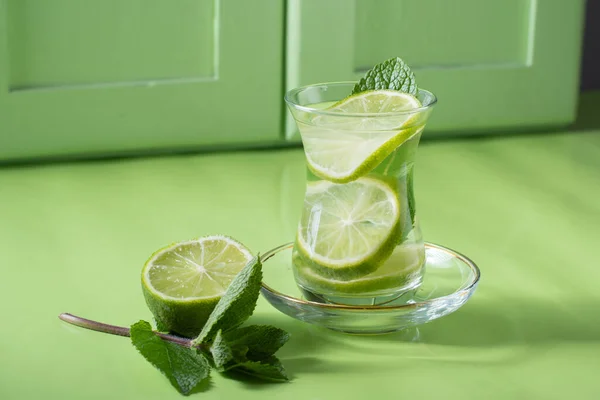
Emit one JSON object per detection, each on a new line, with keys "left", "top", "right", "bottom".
{"left": 295, "top": 243, "right": 425, "bottom": 294}
{"left": 296, "top": 176, "right": 401, "bottom": 279}
{"left": 141, "top": 235, "right": 253, "bottom": 337}
{"left": 302, "top": 90, "right": 423, "bottom": 183}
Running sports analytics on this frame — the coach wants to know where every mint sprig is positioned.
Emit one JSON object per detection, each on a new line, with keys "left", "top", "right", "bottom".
{"left": 208, "top": 327, "right": 289, "bottom": 381}
{"left": 353, "top": 57, "right": 417, "bottom": 95}
{"left": 130, "top": 321, "right": 210, "bottom": 395}
{"left": 233, "top": 356, "right": 289, "bottom": 382}
{"left": 133, "top": 256, "right": 289, "bottom": 394}
{"left": 209, "top": 330, "right": 239, "bottom": 370}
{"left": 59, "top": 255, "right": 290, "bottom": 397}
{"left": 192, "top": 255, "right": 263, "bottom": 345}
{"left": 224, "top": 325, "right": 290, "bottom": 361}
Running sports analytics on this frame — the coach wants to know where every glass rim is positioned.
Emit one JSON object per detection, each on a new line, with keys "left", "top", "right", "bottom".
{"left": 260, "top": 242, "right": 480, "bottom": 311}
{"left": 284, "top": 81, "right": 437, "bottom": 118}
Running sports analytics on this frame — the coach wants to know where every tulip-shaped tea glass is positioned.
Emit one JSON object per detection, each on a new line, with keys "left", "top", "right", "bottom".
{"left": 285, "top": 83, "right": 436, "bottom": 306}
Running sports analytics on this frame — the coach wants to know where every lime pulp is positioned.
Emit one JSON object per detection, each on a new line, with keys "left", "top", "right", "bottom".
{"left": 141, "top": 235, "right": 253, "bottom": 337}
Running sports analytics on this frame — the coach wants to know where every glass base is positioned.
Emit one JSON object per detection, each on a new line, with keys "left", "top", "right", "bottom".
{"left": 260, "top": 242, "right": 480, "bottom": 334}
{"left": 298, "top": 273, "right": 424, "bottom": 306}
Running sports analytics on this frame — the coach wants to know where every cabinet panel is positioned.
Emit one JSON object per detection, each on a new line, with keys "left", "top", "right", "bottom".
{"left": 8, "top": 0, "right": 215, "bottom": 88}
{"left": 286, "top": 0, "right": 584, "bottom": 139}
{"left": 0, "top": 0, "right": 283, "bottom": 161}
{"left": 355, "top": 0, "right": 530, "bottom": 69}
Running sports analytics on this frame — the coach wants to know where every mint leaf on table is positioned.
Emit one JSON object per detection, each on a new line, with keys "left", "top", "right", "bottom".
{"left": 130, "top": 320, "right": 210, "bottom": 395}
{"left": 60, "top": 248, "right": 291, "bottom": 396}
{"left": 352, "top": 57, "right": 417, "bottom": 95}
{"left": 191, "top": 254, "right": 290, "bottom": 381}
{"left": 192, "top": 256, "right": 263, "bottom": 345}
{"left": 209, "top": 330, "right": 237, "bottom": 370}
{"left": 208, "top": 326, "right": 290, "bottom": 382}
{"left": 234, "top": 356, "right": 289, "bottom": 382}
{"left": 224, "top": 325, "right": 290, "bottom": 361}
{"left": 130, "top": 254, "right": 290, "bottom": 393}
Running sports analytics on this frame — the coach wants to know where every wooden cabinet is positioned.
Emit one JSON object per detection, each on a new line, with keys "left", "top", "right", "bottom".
{"left": 0, "top": 0, "right": 586, "bottom": 160}
{"left": 285, "top": 0, "right": 585, "bottom": 138}
{"left": 0, "top": 0, "right": 283, "bottom": 160}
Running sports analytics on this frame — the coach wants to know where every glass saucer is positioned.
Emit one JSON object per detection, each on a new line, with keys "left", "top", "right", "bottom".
{"left": 260, "top": 242, "right": 480, "bottom": 334}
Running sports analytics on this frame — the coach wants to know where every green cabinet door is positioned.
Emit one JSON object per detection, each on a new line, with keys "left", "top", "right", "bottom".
{"left": 285, "top": 0, "right": 585, "bottom": 138}
{"left": 0, "top": 0, "right": 283, "bottom": 161}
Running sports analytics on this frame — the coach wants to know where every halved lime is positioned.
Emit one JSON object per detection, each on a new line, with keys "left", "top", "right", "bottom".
{"left": 141, "top": 235, "right": 253, "bottom": 338}
{"left": 302, "top": 90, "right": 423, "bottom": 183}
{"left": 296, "top": 176, "right": 401, "bottom": 279}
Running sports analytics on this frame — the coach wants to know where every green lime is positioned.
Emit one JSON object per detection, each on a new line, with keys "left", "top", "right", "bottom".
{"left": 295, "top": 176, "right": 401, "bottom": 279}
{"left": 303, "top": 90, "right": 423, "bottom": 183}
{"left": 141, "top": 235, "right": 253, "bottom": 338}
{"left": 330, "top": 90, "right": 421, "bottom": 113}
{"left": 295, "top": 244, "right": 425, "bottom": 295}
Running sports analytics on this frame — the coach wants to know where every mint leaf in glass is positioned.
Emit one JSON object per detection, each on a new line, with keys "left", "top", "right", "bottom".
{"left": 352, "top": 57, "right": 417, "bottom": 95}
{"left": 130, "top": 320, "right": 210, "bottom": 395}
{"left": 192, "top": 256, "right": 263, "bottom": 345}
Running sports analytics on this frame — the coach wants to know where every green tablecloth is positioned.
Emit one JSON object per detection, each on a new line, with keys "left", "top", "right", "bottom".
{"left": 1, "top": 130, "right": 599, "bottom": 399}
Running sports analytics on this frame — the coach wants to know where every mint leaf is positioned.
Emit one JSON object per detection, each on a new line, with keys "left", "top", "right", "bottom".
{"left": 224, "top": 325, "right": 290, "bottom": 361}
{"left": 209, "top": 325, "right": 290, "bottom": 372}
{"left": 209, "top": 330, "right": 237, "bottom": 370}
{"left": 234, "top": 356, "right": 289, "bottom": 382}
{"left": 352, "top": 57, "right": 417, "bottom": 95}
{"left": 190, "top": 255, "right": 292, "bottom": 383}
{"left": 193, "top": 256, "right": 262, "bottom": 345}
{"left": 130, "top": 320, "right": 210, "bottom": 395}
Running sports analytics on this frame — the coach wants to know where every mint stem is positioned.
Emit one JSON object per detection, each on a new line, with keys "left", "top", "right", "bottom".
{"left": 59, "top": 313, "right": 196, "bottom": 349}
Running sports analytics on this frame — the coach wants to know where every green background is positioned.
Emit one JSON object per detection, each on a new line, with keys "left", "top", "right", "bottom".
{"left": 0, "top": 0, "right": 585, "bottom": 160}
{"left": 0, "top": 0, "right": 284, "bottom": 161}
{"left": 0, "top": 0, "right": 598, "bottom": 398}
{"left": 1, "top": 95, "right": 599, "bottom": 398}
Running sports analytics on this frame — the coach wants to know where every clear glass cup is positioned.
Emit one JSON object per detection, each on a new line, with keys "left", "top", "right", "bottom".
{"left": 285, "top": 82, "right": 437, "bottom": 306}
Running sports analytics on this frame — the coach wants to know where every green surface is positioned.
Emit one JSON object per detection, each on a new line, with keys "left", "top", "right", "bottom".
{"left": 285, "top": 0, "right": 585, "bottom": 138}
{"left": 0, "top": 0, "right": 283, "bottom": 161}
{"left": 1, "top": 126, "right": 599, "bottom": 398}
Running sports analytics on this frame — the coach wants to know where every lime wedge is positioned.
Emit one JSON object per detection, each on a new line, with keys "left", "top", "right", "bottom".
{"left": 302, "top": 90, "right": 423, "bottom": 183}
{"left": 141, "top": 235, "right": 253, "bottom": 337}
{"left": 296, "top": 176, "right": 401, "bottom": 279}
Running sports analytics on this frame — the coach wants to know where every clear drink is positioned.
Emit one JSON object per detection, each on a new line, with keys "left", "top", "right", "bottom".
{"left": 286, "top": 82, "right": 436, "bottom": 305}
